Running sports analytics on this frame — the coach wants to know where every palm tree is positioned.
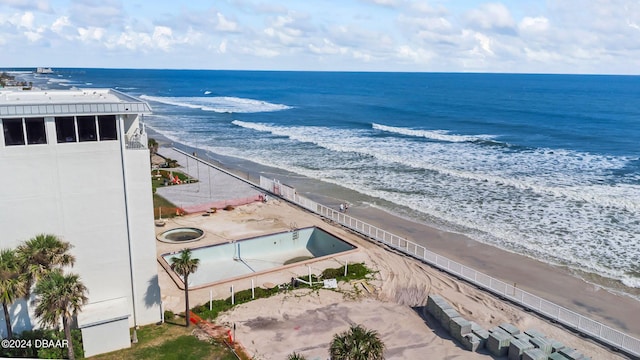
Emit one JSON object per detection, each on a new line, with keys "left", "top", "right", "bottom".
{"left": 32, "top": 269, "right": 88, "bottom": 360}
{"left": 329, "top": 324, "right": 385, "bottom": 360}
{"left": 170, "top": 249, "right": 200, "bottom": 327}
{"left": 0, "top": 249, "right": 25, "bottom": 339}
{"left": 148, "top": 138, "right": 159, "bottom": 155}
{"left": 16, "top": 234, "right": 75, "bottom": 294}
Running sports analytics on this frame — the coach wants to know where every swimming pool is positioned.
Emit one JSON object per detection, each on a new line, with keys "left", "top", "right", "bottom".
{"left": 161, "top": 226, "right": 357, "bottom": 288}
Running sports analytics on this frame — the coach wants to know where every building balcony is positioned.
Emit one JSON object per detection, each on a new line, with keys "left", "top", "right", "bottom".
{"left": 125, "top": 131, "right": 148, "bottom": 150}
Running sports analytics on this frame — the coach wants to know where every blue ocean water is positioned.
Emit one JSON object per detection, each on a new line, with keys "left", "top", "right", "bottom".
{"left": 18, "top": 69, "right": 640, "bottom": 290}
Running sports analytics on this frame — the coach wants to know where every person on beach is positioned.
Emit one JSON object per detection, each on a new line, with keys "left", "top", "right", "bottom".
{"left": 339, "top": 203, "right": 345, "bottom": 212}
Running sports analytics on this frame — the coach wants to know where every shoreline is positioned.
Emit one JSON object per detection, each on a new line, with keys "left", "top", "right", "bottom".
{"left": 146, "top": 126, "right": 640, "bottom": 338}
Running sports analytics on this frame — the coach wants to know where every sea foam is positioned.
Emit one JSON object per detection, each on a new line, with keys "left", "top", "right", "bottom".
{"left": 372, "top": 122, "right": 497, "bottom": 143}
{"left": 141, "top": 95, "right": 292, "bottom": 113}
{"left": 221, "top": 119, "right": 640, "bottom": 289}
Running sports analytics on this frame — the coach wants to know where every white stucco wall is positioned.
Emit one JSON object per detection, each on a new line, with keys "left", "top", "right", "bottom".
{"left": 122, "top": 147, "right": 162, "bottom": 326}
{"left": 80, "top": 319, "right": 131, "bottom": 357}
{"left": 0, "top": 113, "right": 161, "bottom": 339}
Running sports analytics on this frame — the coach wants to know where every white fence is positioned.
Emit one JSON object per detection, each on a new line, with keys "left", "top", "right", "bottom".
{"left": 260, "top": 176, "right": 640, "bottom": 359}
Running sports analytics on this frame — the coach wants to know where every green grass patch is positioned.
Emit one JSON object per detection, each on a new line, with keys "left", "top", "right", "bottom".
{"left": 92, "top": 323, "right": 237, "bottom": 360}
{"left": 321, "top": 262, "right": 372, "bottom": 281}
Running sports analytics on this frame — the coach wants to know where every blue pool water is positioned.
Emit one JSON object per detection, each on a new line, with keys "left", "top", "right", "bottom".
{"left": 162, "top": 226, "right": 357, "bottom": 287}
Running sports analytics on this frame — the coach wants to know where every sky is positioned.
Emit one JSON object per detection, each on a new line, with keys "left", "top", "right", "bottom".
{"left": 1, "top": 0, "right": 639, "bottom": 74}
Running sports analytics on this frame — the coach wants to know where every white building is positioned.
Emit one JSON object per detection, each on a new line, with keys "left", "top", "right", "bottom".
{"left": 0, "top": 88, "right": 161, "bottom": 356}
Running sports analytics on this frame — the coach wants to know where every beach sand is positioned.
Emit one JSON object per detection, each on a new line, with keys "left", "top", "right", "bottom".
{"left": 148, "top": 132, "right": 639, "bottom": 359}
{"left": 158, "top": 200, "right": 629, "bottom": 360}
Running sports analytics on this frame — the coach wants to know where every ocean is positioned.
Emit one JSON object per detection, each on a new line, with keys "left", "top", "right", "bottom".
{"left": 15, "top": 69, "right": 640, "bottom": 294}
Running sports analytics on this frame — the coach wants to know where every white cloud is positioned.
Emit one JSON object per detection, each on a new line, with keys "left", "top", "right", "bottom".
{"left": 51, "top": 16, "right": 71, "bottom": 34}
{"left": 69, "top": 0, "right": 123, "bottom": 29}
{"left": 519, "top": 16, "right": 549, "bottom": 33}
{"left": 77, "top": 26, "right": 105, "bottom": 42}
{"left": 409, "top": 2, "right": 448, "bottom": 16}
{"left": 24, "top": 30, "right": 41, "bottom": 41}
{"left": 352, "top": 50, "right": 372, "bottom": 62}
{"left": 215, "top": 12, "right": 239, "bottom": 32}
{"left": 1, "top": 0, "right": 51, "bottom": 13}
{"left": 473, "top": 32, "right": 494, "bottom": 55}
{"left": 523, "top": 47, "right": 563, "bottom": 63}
{"left": 360, "top": 0, "right": 399, "bottom": 6}
{"left": 308, "top": 38, "right": 347, "bottom": 55}
{"left": 465, "top": 3, "right": 515, "bottom": 33}
{"left": 152, "top": 26, "right": 174, "bottom": 51}
{"left": 241, "top": 44, "right": 279, "bottom": 58}
{"left": 19, "top": 11, "right": 35, "bottom": 28}
{"left": 396, "top": 45, "right": 433, "bottom": 64}
{"left": 398, "top": 14, "right": 453, "bottom": 33}
{"left": 2, "top": 0, "right": 640, "bottom": 73}
{"left": 263, "top": 14, "right": 307, "bottom": 46}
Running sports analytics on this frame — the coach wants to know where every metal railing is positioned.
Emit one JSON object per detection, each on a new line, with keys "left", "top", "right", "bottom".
{"left": 260, "top": 176, "right": 640, "bottom": 358}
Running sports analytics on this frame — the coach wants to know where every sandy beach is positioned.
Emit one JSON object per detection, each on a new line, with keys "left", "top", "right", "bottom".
{"left": 150, "top": 135, "right": 640, "bottom": 359}
{"left": 157, "top": 199, "right": 630, "bottom": 360}
{"left": 153, "top": 136, "right": 640, "bottom": 331}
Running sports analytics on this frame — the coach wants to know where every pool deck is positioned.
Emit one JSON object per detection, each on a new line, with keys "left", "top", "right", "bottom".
{"left": 156, "top": 198, "right": 370, "bottom": 306}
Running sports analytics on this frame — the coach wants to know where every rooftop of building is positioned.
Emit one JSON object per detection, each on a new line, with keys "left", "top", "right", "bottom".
{"left": 0, "top": 88, "right": 152, "bottom": 118}
{"left": 0, "top": 88, "right": 141, "bottom": 105}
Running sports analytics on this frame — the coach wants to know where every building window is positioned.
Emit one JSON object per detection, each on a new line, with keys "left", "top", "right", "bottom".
{"left": 25, "top": 118, "right": 47, "bottom": 144}
{"left": 77, "top": 116, "right": 97, "bottom": 142}
{"left": 98, "top": 115, "right": 117, "bottom": 141}
{"left": 55, "top": 116, "right": 76, "bottom": 143}
{"left": 3, "top": 119, "right": 25, "bottom": 146}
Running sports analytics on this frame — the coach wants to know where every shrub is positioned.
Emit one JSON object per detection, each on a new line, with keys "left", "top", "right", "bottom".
{"left": 322, "top": 262, "right": 370, "bottom": 281}
{"left": 164, "top": 310, "right": 175, "bottom": 321}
